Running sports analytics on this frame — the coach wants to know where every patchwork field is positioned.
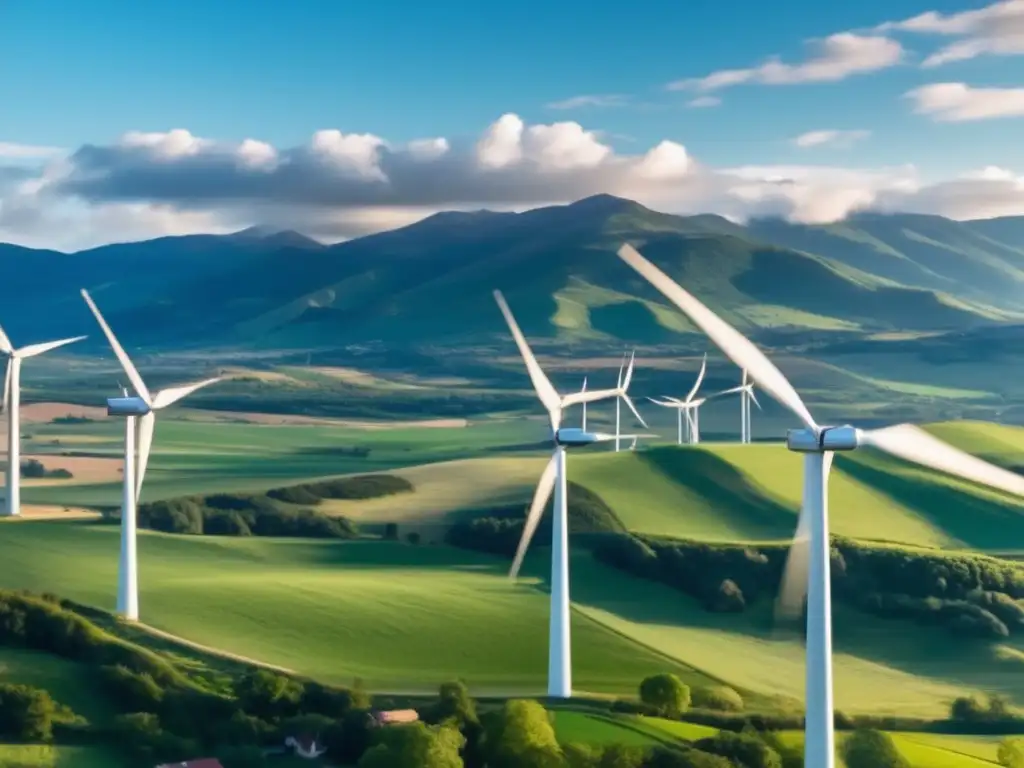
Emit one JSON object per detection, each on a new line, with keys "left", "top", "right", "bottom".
{"left": 1, "top": 411, "right": 1023, "bottom": 722}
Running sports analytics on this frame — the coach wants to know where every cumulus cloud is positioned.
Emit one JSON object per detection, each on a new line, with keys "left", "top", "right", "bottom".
{"left": 546, "top": 94, "right": 628, "bottom": 109}
{"left": 878, "top": 0, "right": 1024, "bottom": 66}
{"left": 905, "top": 82, "right": 1024, "bottom": 121}
{"left": 667, "top": 33, "right": 903, "bottom": 92}
{"left": 792, "top": 129, "right": 871, "bottom": 148}
{"left": 2, "top": 113, "right": 1024, "bottom": 251}
{"left": 686, "top": 96, "right": 722, "bottom": 108}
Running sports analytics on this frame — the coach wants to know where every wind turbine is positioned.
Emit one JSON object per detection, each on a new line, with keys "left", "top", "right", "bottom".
{"left": 494, "top": 290, "right": 645, "bottom": 698}
{"left": 717, "top": 370, "right": 761, "bottom": 443}
{"left": 616, "top": 243, "right": 1024, "bottom": 768}
{"left": 647, "top": 354, "right": 707, "bottom": 445}
{"left": 0, "top": 326, "right": 86, "bottom": 517}
{"left": 614, "top": 350, "right": 647, "bottom": 451}
{"left": 80, "top": 290, "right": 222, "bottom": 621}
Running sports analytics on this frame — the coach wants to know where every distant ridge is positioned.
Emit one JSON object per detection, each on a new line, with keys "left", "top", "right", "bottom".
{"left": 2, "top": 197, "right": 1024, "bottom": 350}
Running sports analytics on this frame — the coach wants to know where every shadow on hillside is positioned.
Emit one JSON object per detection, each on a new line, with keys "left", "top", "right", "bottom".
{"left": 833, "top": 453, "right": 1024, "bottom": 550}
{"left": 529, "top": 552, "right": 1024, "bottom": 708}
{"left": 298, "top": 538, "right": 512, "bottom": 577}
{"left": 637, "top": 447, "right": 797, "bottom": 539}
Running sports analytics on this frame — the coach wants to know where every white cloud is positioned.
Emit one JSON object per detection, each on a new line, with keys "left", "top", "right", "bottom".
{"left": 2, "top": 113, "right": 1024, "bottom": 250}
{"left": 0, "top": 142, "right": 65, "bottom": 160}
{"left": 792, "top": 129, "right": 871, "bottom": 148}
{"left": 686, "top": 96, "right": 722, "bottom": 108}
{"left": 667, "top": 33, "right": 903, "bottom": 92}
{"left": 878, "top": 0, "right": 1024, "bottom": 66}
{"left": 905, "top": 82, "right": 1024, "bottom": 121}
{"left": 546, "top": 94, "right": 627, "bottom": 109}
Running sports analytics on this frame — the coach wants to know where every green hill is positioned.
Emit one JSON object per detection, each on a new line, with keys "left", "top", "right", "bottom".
{"left": 3, "top": 197, "right": 1022, "bottom": 354}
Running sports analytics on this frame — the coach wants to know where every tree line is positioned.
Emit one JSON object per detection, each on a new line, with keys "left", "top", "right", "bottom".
{"left": 132, "top": 472, "right": 412, "bottom": 539}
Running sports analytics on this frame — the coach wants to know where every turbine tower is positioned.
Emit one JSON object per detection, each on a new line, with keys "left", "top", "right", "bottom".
{"left": 80, "top": 290, "right": 222, "bottom": 621}
{"left": 0, "top": 326, "right": 85, "bottom": 517}
{"left": 717, "top": 370, "right": 760, "bottom": 443}
{"left": 580, "top": 377, "right": 587, "bottom": 431}
{"left": 614, "top": 351, "right": 646, "bottom": 451}
{"left": 494, "top": 290, "right": 644, "bottom": 698}
{"left": 616, "top": 243, "right": 1024, "bottom": 768}
{"left": 647, "top": 354, "right": 707, "bottom": 445}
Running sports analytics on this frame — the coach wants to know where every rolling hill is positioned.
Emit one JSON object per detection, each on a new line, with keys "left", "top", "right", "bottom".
{"left": 4, "top": 197, "right": 1024, "bottom": 355}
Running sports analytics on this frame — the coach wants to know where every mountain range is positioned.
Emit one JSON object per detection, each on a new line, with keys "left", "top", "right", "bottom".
{"left": 4, "top": 195, "right": 1024, "bottom": 353}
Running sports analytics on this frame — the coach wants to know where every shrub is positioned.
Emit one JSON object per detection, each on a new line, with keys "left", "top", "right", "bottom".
{"left": 305, "top": 474, "right": 414, "bottom": 500}
{"left": 691, "top": 685, "right": 744, "bottom": 712}
{"left": 267, "top": 485, "right": 323, "bottom": 505}
{"left": 383, "top": 523, "right": 399, "bottom": 541}
{"left": 639, "top": 674, "right": 690, "bottom": 719}
{"left": 19, "top": 459, "right": 72, "bottom": 480}
{"left": 694, "top": 731, "right": 782, "bottom": 768}
{"left": 0, "top": 683, "right": 57, "bottom": 742}
{"left": 840, "top": 728, "right": 909, "bottom": 768}
{"left": 406, "top": 532, "right": 421, "bottom": 545}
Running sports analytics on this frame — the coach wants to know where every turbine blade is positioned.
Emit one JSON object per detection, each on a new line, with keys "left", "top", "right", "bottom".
{"left": 80, "top": 290, "right": 152, "bottom": 405}
{"left": 861, "top": 424, "right": 1024, "bottom": 498}
{"left": 593, "top": 431, "right": 658, "bottom": 441}
{"left": 684, "top": 353, "right": 707, "bottom": 403}
{"left": 749, "top": 389, "right": 763, "bottom": 410}
{"left": 151, "top": 377, "right": 223, "bottom": 410}
{"left": 646, "top": 397, "right": 676, "bottom": 407}
{"left": 617, "top": 244, "right": 817, "bottom": 431}
{"left": 776, "top": 452, "right": 834, "bottom": 621}
{"left": 581, "top": 376, "right": 587, "bottom": 393}
{"left": 621, "top": 393, "right": 648, "bottom": 428}
{"left": 17, "top": 335, "right": 87, "bottom": 359}
{"left": 616, "top": 352, "right": 626, "bottom": 388}
{"left": 562, "top": 387, "right": 621, "bottom": 408}
{"left": 0, "top": 325, "right": 12, "bottom": 355}
{"left": 509, "top": 452, "right": 558, "bottom": 580}
{"left": 622, "top": 349, "right": 637, "bottom": 390}
{"left": 493, "top": 291, "right": 561, "bottom": 429}
{"left": 135, "top": 412, "right": 156, "bottom": 502}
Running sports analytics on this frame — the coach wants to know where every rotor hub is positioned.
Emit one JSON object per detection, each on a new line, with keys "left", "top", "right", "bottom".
{"left": 786, "top": 425, "right": 860, "bottom": 453}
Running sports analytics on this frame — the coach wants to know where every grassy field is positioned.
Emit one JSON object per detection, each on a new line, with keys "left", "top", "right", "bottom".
{"left": 0, "top": 521, "right": 718, "bottom": 698}
{"left": 2, "top": 415, "right": 1024, "bottom": 719}
{"left": 17, "top": 416, "right": 542, "bottom": 507}
{"left": 554, "top": 713, "right": 1005, "bottom": 766}
{"left": 0, "top": 519, "right": 1021, "bottom": 716}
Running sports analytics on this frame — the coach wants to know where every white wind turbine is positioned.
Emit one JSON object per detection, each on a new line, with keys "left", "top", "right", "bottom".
{"left": 614, "top": 350, "right": 647, "bottom": 451}
{"left": 495, "top": 290, "right": 646, "bottom": 698}
{"left": 0, "top": 326, "right": 86, "bottom": 517}
{"left": 616, "top": 243, "right": 1024, "bottom": 768}
{"left": 717, "top": 370, "right": 761, "bottom": 443}
{"left": 648, "top": 354, "right": 707, "bottom": 445}
{"left": 80, "top": 290, "right": 222, "bottom": 621}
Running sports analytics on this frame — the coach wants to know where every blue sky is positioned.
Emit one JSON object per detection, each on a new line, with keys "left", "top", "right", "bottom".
{"left": 3, "top": 0, "right": 1020, "bottom": 170}
{"left": 1, "top": 0, "right": 1023, "bottom": 249}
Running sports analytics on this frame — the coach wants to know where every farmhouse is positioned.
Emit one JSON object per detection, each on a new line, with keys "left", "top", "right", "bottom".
{"left": 370, "top": 708, "right": 420, "bottom": 726}
{"left": 155, "top": 759, "right": 224, "bottom": 768}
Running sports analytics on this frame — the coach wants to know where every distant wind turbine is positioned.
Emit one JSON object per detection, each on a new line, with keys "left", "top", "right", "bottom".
{"left": 647, "top": 354, "right": 707, "bottom": 445}
{"left": 717, "top": 370, "right": 761, "bottom": 443}
{"left": 80, "top": 290, "right": 222, "bottom": 621}
{"left": 614, "top": 351, "right": 647, "bottom": 451}
{"left": 0, "top": 326, "right": 86, "bottom": 517}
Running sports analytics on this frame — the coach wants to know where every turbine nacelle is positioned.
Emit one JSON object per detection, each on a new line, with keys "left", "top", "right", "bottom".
{"left": 107, "top": 396, "right": 152, "bottom": 417}
{"left": 786, "top": 426, "right": 860, "bottom": 453}
{"left": 555, "top": 428, "right": 615, "bottom": 447}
